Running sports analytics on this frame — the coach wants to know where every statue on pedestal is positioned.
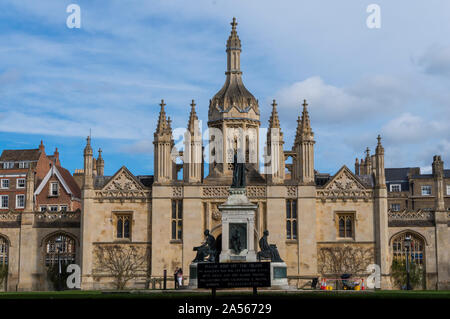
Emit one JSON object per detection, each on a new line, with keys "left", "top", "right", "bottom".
{"left": 257, "top": 230, "right": 283, "bottom": 262}
{"left": 193, "top": 229, "right": 217, "bottom": 262}
{"left": 231, "top": 152, "right": 246, "bottom": 188}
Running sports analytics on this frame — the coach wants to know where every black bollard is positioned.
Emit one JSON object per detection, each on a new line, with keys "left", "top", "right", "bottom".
{"left": 253, "top": 287, "right": 257, "bottom": 296}
{"left": 163, "top": 269, "right": 167, "bottom": 290}
{"left": 211, "top": 288, "right": 216, "bottom": 298}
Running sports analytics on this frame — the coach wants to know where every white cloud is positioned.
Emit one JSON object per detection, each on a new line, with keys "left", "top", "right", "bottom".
{"left": 417, "top": 45, "right": 450, "bottom": 77}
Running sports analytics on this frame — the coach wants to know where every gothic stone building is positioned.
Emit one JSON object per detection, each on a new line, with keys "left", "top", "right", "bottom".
{"left": 0, "top": 19, "right": 449, "bottom": 291}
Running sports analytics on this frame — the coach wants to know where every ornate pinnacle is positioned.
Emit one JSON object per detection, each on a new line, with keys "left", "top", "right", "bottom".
{"left": 187, "top": 99, "right": 199, "bottom": 133}
{"left": 231, "top": 17, "right": 238, "bottom": 31}
{"left": 268, "top": 99, "right": 281, "bottom": 128}
{"left": 376, "top": 135, "right": 384, "bottom": 154}
{"left": 156, "top": 99, "right": 168, "bottom": 134}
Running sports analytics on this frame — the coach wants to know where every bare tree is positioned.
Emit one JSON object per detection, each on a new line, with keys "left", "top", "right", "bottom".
{"left": 318, "top": 245, "right": 374, "bottom": 276}
{"left": 94, "top": 244, "right": 148, "bottom": 290}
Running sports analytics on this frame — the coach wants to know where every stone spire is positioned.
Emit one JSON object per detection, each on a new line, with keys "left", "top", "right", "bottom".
{"left": 156, "top": 99, "right": 168, "bottom": 134}
{"left": 97, "top": 148, "right": 104, "bottom": 177}
{"left": 266, "top": 99, "right": 285, "bottom": 183}
{"left": 184, "top": 100, "right": 202, "bottom": 183}
{"left": 295, "top": 100, "right": 314, "bottom": 143}
{"left": 83, "top": 136, "right": 93, "bottom": 190}
{"left": 376, "top": 135, "right": 384, "bottom": 155}
{"left": 209, "top": 17, "right": 259, "bottom": 117}
{"left": 187, "top": 99, "right": 199, "bottom": 133}
{"left": 374, "top": 135, "right": 385, "bottom": 187}
{"left": 293, "top": 100, "right": 315, "bottom": 184}
{"left": 25, "top": 165, "right": 35, "bottom": 211}
{"left": 300, "top": 99, "right": 313, "bottom": 136}
{"left": 154, "top": 100, "right": 174, "bottom": 183}
{"left": 268, "top": 100, "right": 280, "bottom": 128}
{"left": 226, "top": 17, "right": 242, "bottom": 74}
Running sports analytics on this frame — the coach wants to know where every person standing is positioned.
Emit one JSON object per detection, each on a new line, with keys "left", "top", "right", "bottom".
{"left": 174, "top": 268, "right": 179, "bottom": 289}
{"left": 177, "top": 268, "right": 183, "bottom": 288}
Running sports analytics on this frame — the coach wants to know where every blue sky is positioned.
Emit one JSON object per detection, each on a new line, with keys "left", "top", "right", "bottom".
{"left": 1, "top": 0, "right": 450, "bottom": 176}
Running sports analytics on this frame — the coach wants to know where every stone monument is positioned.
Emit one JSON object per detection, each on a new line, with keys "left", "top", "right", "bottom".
{"left": 189, "top": 152, "right": 289, "bottom": 289}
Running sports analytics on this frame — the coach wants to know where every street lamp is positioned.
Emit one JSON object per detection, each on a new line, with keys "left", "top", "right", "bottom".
{"left": 55, "top": 236, "right": 63, "bottom": 291}
{"left": 404, "top": 235, "right": 412, "bottom": 290}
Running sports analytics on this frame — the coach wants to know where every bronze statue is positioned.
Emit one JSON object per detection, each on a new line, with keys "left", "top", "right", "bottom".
{"left": 230, "top": 228, "right": 242, "bottom": 254}
{"left": 193, "top": 229, "right": 217, "bottom": 262}
{"left": 257, "top": 230, "right": 283, "bottom": 262}
{"left": 231, "top": 152, "right": 246, "bottom": 188}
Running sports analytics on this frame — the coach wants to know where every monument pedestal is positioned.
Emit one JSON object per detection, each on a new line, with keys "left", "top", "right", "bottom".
{"left": 219, "top": 188, "right": 257, "bottom": 263}
{"left": 188, "top": 262, "right": 198, "bottom": 288}
{"left": 270, "top": 262, "right": 289, "bottom": 289}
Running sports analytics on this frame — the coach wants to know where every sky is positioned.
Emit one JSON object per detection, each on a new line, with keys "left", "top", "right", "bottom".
{"left": 0, "top": 0, "right": 450, "bottom": 177}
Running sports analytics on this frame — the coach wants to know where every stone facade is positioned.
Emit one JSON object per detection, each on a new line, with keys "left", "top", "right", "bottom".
{"left": 0, "top": 19, "right": 448, "bottom": 291}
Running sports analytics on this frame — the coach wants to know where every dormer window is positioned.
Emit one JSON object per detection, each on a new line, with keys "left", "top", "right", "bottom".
{"left": 50, "top": 182, "right": 59, "bottom": 197}
{"left": 2, "top": 162, "right": 14, "bottom": 169}
{"left": 18, "top": 162, "right": 29, "bottom": 169}
{"left": 390, "top": 184, "right": 401, "bottom": 192}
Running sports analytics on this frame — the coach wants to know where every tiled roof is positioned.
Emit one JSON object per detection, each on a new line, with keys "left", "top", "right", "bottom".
{"left": 56, "top": 165, "right": 81, "bottom": 199}
{"left": 385, "top": 168, "right": 416, "bottom": 181}
{"left": 0, "top": 149, "right": 41, "bottom": 162}
{"left": 137, "top": 175, "right": 154, "bottom": 187}
{"left": 94, "top": 176, "right": 111, "bottom": 189}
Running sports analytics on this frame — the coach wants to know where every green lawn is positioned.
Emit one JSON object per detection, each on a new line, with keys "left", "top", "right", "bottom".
{"left": 0, "top": 290, "right": 449, "bottom": 299}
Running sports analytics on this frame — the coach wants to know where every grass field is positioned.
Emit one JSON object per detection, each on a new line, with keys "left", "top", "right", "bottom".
{"left": 0, "top": 290, "right": 449, "bottom": 299}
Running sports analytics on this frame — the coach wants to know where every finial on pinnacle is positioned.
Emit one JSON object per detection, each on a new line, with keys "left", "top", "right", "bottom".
{"left": 302, "top": 99, "right": 308, "bottom": 108}
{"left": 190, "top": 99, "right": 196, "bottom": 107}
{"left": 377, "top": 134, "right": 382, "bottom": 144}
{"left": 271, "top": 99, "right": 277, "bottom": 108}
{"left": 231, "top": 17, "right": 237, "bottom": 31}
{"left": 160, "top": 99, "right": 166, "bottom": 108}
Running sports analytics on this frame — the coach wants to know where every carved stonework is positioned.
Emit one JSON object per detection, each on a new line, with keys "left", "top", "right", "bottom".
{"left": 286, "top": 186, "right": 297, "bottom": 198}
{"left": 202, "top": 186, "right": 229, "bottom": 198}
{"left": 35, "top": 210, "right": 80, "bottom": 221}
{"left": 202, "top": 186, "right": 266, "bottom": 199}
{"left": 388, "top": 209, "right": 435, "bottom": 227}
{"left": 0, "top": 210, "right": 21, "bottom": 222}
{"left": 212, "top": 208, "right": 221, "bottom": 221}
{"left": 328, "top": 170, "right": 361, "bottom": 191}
{"left": 96, "top": 168, "right": 150, "bottom": 202}
{"left": 172, "top": 186, "right": 183, "bottom": 198}
{"left": 247, "top": 186, "right": 266, "bottom": 198}
{"left": 104, "top": 171, "right": 141, "bottom": 191}
{"left": 317, "top": 167, "right": 372, "bottom": 201}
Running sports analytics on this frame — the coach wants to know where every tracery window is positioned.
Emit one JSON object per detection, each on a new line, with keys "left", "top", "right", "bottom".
{"left": 337, "top": 213, "right": 354, "bottom": 238}
{"left": 116, "top": 215, "right": 131, "bottom": 239}
{"left": 45, "top": 234, "right": 76, "bottom": 267}
{"left": 286, "top": 199, "right": 297, "bottom": 240}
{"left": 171, "top": 200, "right": 183, "bottom": 240}
{"left": 0, "top": 236, "right": 8, "bottom": 266}
{"left": 392, "top": 232, "right": 424, "bottom": 265}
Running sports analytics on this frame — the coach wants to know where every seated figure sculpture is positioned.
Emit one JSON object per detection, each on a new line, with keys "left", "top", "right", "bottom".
{"left": 193, "top": 229, "right": 217, "bottom": 262}
{"left": 257, "top": 230, "right": 283, "bottom": 262}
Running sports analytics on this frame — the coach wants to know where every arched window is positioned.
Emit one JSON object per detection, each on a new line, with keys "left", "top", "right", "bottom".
{"left": 392, "top": 232, "right": 425, "bottom": 265}
{"left": 45, "top": 234, "right": 76, "bottom": 267}
{"left": 0, "top": 236, "right": 8, "bottom": 266}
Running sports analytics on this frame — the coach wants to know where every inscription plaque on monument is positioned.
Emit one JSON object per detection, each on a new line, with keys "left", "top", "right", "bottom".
{"left": 197, "top": 262, "right": 270, "bottom": 288}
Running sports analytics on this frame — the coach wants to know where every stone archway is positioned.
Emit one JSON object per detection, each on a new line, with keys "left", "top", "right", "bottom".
{"left": 391, "top": 231, "right": 426, "bottom": 289}
{"left": 0, "top": 235, "right": 8, "bottom": 291}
